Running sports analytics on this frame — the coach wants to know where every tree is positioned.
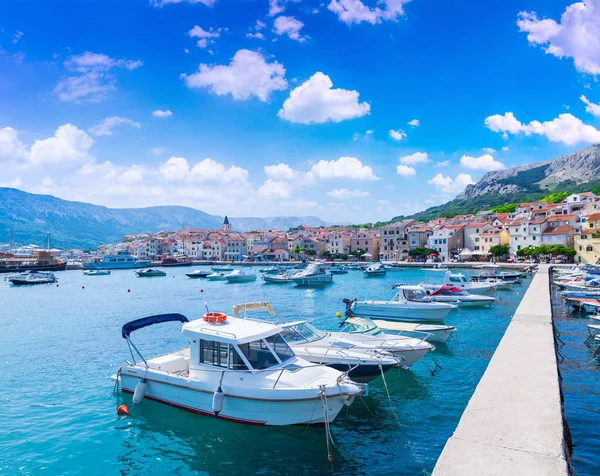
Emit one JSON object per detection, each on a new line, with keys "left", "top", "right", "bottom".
{"left": 409, "top": 247, "right": 439, "bottom": 259}
{"left": 292, "top": 245, "right": 304, "bottom": 257}
{"left": 492, "top": 203, "right": 518, "bottom": 213}
{"left": 305, "top": 249, "right": 317, "bottom": 256}
{"left": 321, "top": 250, "right": 331, "bottom": 259}
{"left": 350, "top": 249, "right": 365, "bottom": 259}
{"left": 542, "top": 191, "right": 569, "bottom": 203}
{"left": 489, "top": 244, "right": 509, "bottom": 257}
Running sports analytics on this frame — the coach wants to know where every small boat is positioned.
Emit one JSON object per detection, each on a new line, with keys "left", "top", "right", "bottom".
{"left": 83, "top": 270, "right": 111, "bottom": 276}
{"left": 185, "top": 270, "right": 212, "bottom": 278}
{"left": 8, "top": 270, "right": 57, "bottom": 285}
{"left": 258, "top": 266, "right": 279, "bottom": 274}
{"left": 341, "top": 316, "right": 456, "bottom": 343}
{"left": 0, "top": 251, "right": 67, "bottom": 273}
{"left": 262, "top": 270, "right": 295, "bottom": 284}
{"left": 564, "top": 297, "right": 600, "bottom": 313}
{"left": 207, "top": 272, "right": 228, "bottom": 281}
{"left": 225, "top": 269, "right": 257, "bottom": 283}
{"left": 476, "top": 270, "right": 523, "bottom": 283}
{"left": 562, "top": 289, "right": 600, "bottom": 299}
{"left": 421, "top": 270, "right": 497, "bottom": 296}
{"left": 364, "top": 262, "right": 386, "bottom": 277}
{"left": 476, "top": 277, "right": 512, "bottom": 290}
{"left": 422, "top": 285, "right": 496, "bottom": 308}
{"left": 161, "top": 256, "right": 193, "bottom": 267}
{"left": 84, "top": 251, "right": 151, "bottom": 270}
{"left": 291, "top": 263, "right": 333, "bottom": 286}
{"left": 135, "top": 268, "right": 167, "bottom": 277}
{"left": 116, "top": 312, "right": 366, "bottom": 426}
{"left": 329, "top": 266, "right": 348, "bottom": 275}
{"left": 344, "top": 286, "right": 456, "bottom": 323}
{"left": 211, "top": 265, "right": 233, "bottom": 273}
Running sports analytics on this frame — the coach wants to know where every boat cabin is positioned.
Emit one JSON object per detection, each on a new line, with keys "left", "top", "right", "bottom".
{"left": 395, "top": 285, "right": 428, "bottom": 301}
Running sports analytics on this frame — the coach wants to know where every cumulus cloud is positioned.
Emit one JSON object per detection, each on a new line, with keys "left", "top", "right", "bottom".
{"left": 482, "top": 147, "right": 496, "bottom": 154}
{"left": 182, "top": 49, "right": 287, "bottom": 101}
{"left": 581, "top": 95, "right": 600, "bottom": 117}
{"left": 152, "top": 109, "right": 173, "bottom": 118}
{"left": 0, "top": 127, "right": 28, "bottom": 162}
{"left": 428, "top": 173, "right": 474, "bottom": 193}
{"left": 485, "top": 111, "right": 600, "bottom": 145}
{"left": 258, "top": 179, "right": 290, "bottom": 198}
{"left": 273, "top": 16, "right": 307, "bottom": 42}
{"left": 436, "top": 160, "right": 450, "bottom": 167}
{"left": 247, "top": 20, "right": 266, "bottom": 39}
{"left": 55, "top": 51, "right": 142, "bottom": 103}
{"left": 264, "top": 163, "right": 296, "bottom": 180}
{"left": 396, "top": 164, "right": 416, "bottom": 177}
{"left": 408, "top": 119, "right": 420, "bottom": 127}
{"left": 399, "top": 152, "right": 428, "bottom": 165}
{"left": 188, "top": 25, "right": 225, "bottom": 48}
{"left": 310, "top": 157, "right": 378, "bottom": 180}
{"left": 159, "top": 156, "right": 249, "bottom": 184}
{"left": 88, "top": 116, "right": 140, "bottom": 136}
{"left": 460, "top": 154, "right": 505, "bottom": 171}
{"left": 328, "top": 0, "right": 411, "bottom": 25}
{"left": 151, "top": 0, "right": 215, "bottom": 7}
{"left": 269, "top": 0, "right": 285, "bottom": 15}
{"left": 327, "top": 188, "right": 369, "bottom": 199}
{"left": 389, "top": 129, "right": 407, "bottom": 141}
{"left": 30, "top": 124, "right": 94, "bottom": 166}
{"left": 517, "top": 1, "right": 600, "bottom": 74}
{"left": 278, "top": 72, "right": 369, "bottom": 124}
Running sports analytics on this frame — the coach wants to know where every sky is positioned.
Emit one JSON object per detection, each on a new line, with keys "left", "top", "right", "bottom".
{"left": 1, "top": 0, "right": 600, "bottom": 223}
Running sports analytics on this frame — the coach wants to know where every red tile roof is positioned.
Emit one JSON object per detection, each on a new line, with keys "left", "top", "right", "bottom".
{"left": 586, "top": 213, "right": 600, "bottom": 222}
{"left": 542, "top": 227, "right": 571, "bottom": 235}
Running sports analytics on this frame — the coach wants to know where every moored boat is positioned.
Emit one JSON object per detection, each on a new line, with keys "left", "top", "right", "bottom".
{"left": 340, "top": 316, "right": 456, "bottom": 343}
{"left": 364, "top": 262, "right": 386, "bottom": 277}
{"left": 0, "top": 251, "right": 67, "bottom": 273}
{"left": 135, "top": 268, "right": 167, "bottom": 277}
{"left": 116, "top": 312, "right": 366, "bottom": 426}
{"left": 421, "top": 285, "right": 496, "bottom": 307}
{"left": 161, "top": 256, "right": 193, "bottom": 267}
{"left": 84, "top": 251, "right": 151, "bottom": 270}
{"left": 421, "top": 270, "right": 497, "bottom": 296}
{"left": 290, "top": 263, "right": 333, "bottom": 286}
{"left": 186, "top": 270, "right": 212, "bottom": 278}
{"left": 8, "top": 270, "right": 57, "bottom": 285}
{"left": 83, "top": 270, "right": 111, "bottom": 276}
{"left": 211, "top": 265, "right": 233, "bottom": 273}
{"left": 225, "top": 269, "right": 257, "bottom": 283}
{"left": 207, "top": 272, "right": 228, "bottom": 281}
{"left": 262, "top": 269, "right": 295, "bottom": 284}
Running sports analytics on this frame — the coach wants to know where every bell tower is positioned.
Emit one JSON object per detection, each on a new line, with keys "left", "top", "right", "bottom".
{"left": 222, "top": 215, "right": 231, "bottom": 233}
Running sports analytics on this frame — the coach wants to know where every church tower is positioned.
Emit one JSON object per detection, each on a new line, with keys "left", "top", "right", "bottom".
{"left": 222, "top": 215, "right": 231, "bottom": 233}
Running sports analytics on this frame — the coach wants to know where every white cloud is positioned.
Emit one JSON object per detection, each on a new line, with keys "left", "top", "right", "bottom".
{"left": 482, "top": 147, "right": 496, "bottom": 154}
{"left": 273, "top": 16, "right": 307, "bottom": 42}
{"left": 436, "top": 160, "right": 450, "bottom": 167}
{"left": 460, "top": 154, "right": 505, "bottom": 171}
{"left": 265, "top": 163, "right": 295, "bottom": 180}
{"left": 581, "top": 95, "right": 600, "bottom": 117}
{"left": 502, "top": 146, "right": 509, "bottom": 151}
{"left": 278, "top": 72, "right": 369, "bottom": 124}
{"left": 152, "top": 109, "right": 173, "bottom": 118}
{"left": 396, "top": 164, "right": 416, "bottom": 177}
{"left": 328, "top": 0, "right": 411, "bottom": 25}
{"left": 0, "top": 127, "right": 28, "bottom": 161}
{"left": 485, "top": 111, "right": 600, "bottom": 145}
{"left": 399, "top": 152, "right": 428, "bottom": 165}
{"left": 517, "top": 2, "right": 600, "bottom": 74}
{"left": 389, "top": 129, "right": 407, "bottom": 141}
{"left": 269, "top": 0, "right": 285, "bottom": 16}
{"left": 159, "top": 156, "right": 249, "bottom": 184}
{"left": 30, "top": 124, "right": 94, "bottom": 166}
{"left": 152, "top": 147, "right": 165, "bottom": 155}
{"left": 151, "top": 0, "right": 215, "bottom": 7}
{"left": 247, "top": 20, "right": 266, "bottom": 40}
{"left": 428, "top": 173, "right": 474, "bottom": 193}
{"left": 182, "top": 49, "right": 287, "bottom": 101}
{"left": 120, "top": 165, "right": 145, "bottom": 184}
{"left": 55, "top": 51, "right": 142, "bottom": 103}
{"left": 246, "top": 32, "right": 265, "bottom": 39}
{"left": 189, "top": 25, "right": 224, "bottom": 48}
{"left": 408, "top": 119, "right": 420, "bottom": 127}
{"left": 88, "top": 116, "right": 140, "bottom": 136}
{"left": 327, "top": 188, "right": 369, "bottom": 199}
{"left": 258, "top": 179, "right": 290, "bottom": 198}
{"left": 12, "top": 31, "right": 23, "bottom": 44}
{"left": 310, "top": 156, "right": 378, "bottom": 180}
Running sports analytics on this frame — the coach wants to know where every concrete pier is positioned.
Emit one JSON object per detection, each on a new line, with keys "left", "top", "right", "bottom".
{"left": 432, "top": 265, "right": 569, "bottom": 476}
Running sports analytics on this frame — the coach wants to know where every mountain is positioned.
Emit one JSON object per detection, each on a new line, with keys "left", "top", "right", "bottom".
{"left": 391, "top": 144, "right": 600, "bottom": 223}
{"left": 0, "top": 188, "right": 328, "bottom": 250}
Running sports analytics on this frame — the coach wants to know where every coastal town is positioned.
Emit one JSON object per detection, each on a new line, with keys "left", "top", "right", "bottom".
{"left": 3, "top": 191, "right": 600, "bottom": 265}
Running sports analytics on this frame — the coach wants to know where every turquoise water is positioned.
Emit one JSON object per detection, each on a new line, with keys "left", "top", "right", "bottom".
{"left": 551, "top": 283, "right": 600, "bottom": 475}
{"left": 0, "top": 267, "right": 530, "bottom": 475}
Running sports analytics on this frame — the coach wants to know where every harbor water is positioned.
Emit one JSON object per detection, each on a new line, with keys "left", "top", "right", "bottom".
{"left": 551, "top": 283, "right": 600, "bottom": 475}
{"left": 1, "top": 267, "right": 530, "bottom": 475}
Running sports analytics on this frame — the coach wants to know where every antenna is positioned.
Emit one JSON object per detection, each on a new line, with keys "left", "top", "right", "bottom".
{"left": 47, "top": 233, "right": 51, "bottom": 251}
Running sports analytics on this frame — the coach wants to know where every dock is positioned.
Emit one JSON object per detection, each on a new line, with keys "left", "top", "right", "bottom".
{"left": 432, "top": 265, "right": 570, "bottom": 475}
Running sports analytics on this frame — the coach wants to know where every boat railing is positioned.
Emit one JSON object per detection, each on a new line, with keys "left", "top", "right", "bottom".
{"left": 199, "top": 327, "right": 238, "bottom": 339}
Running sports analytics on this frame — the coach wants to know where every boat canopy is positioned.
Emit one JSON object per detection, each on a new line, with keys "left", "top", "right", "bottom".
{"left": 122, "top": 313, "right": 189, "bottom": 338}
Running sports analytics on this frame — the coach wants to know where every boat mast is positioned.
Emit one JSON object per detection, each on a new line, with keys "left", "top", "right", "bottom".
{"left": 9, "top": 228, "right": 13, "bottom": 248}
{"left": 47, "top": 233, "right": 51, "bottom": 251}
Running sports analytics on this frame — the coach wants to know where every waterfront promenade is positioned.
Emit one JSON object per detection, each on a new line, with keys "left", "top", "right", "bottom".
{"left": 433, "top": 265, "right": 569, "bottom": 475}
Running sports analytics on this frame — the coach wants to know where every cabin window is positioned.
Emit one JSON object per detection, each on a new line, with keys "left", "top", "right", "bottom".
{"left": 264, "top": 334, "right": 295, "bottom": 364}
{"left": 199, "top": 340, "right": 230, "bottom": 368}
{"left": 236, "top": 340, "right": 279, "bottom": 370}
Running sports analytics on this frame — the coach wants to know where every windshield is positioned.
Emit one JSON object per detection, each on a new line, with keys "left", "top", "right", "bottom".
{"left": 448, "top": 275, "right": 465, "bottom": 283}
{"left": 347, "top": 318, "right": 377, "bottom": 333}
{"left": 403, "top": 289, "right": 427, "bottom": 300}
{"left": 236, "top": 339, "right": 279, "bottom": 370}
{"left": 264, "top": 334, "right": 295, "bottom": 363}
{"left": 283, "top": 323, "right": 325, "bottom": 343}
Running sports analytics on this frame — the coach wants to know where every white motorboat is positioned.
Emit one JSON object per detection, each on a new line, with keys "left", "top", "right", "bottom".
{"left": 7, "top": 270, "right": 57, "bottom": 285}
{"left": 83, "top": 269, "right": 111, "bottom": 276}
{"left": 329, "top": 266, "right": 348, "bottom": 275}
{"left": 116, "top": 312, "right": 366, "bottom": 426}
{"left": 207, "top": 272, "right": 228, "bottom": 281}
{"left": 364, "top": 262, "right": 386, "bottom": 277}
{"left": 225, "top": 269, "right": 257, "bottom": 283}
{"left": 420, "top": 285, "right": 496, "bottom": 308}
{"left": 291, "top": 263, "right": 333, "bottom": 286}
{"left": 341, "top": 316, "right": 456, "bottom": 343}
{"left": 344, "top": 287, "right": 456, "bottom": 323}
{"left": 135, "top": 268, "right": 167, "bottom": 277}
{"left": 186, "top": 270, "right": 212, "bottom": 278}
{"left": 258, "top": 266, "right": 279, "bottom": 274}
{"left": 211, "top": 265, "right": 233, "bottom": 273}
{"left": 262, "top": 269, "right": 295, "bottom": 284}
{"left": 421, "top": 271, "right": 497, "bottom": 296}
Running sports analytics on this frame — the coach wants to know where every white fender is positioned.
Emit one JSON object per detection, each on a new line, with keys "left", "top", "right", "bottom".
{"left": 132, "top": 379, "right": 147, "bottom": 404}
{"left": 212, "top": 386, "right": 224, "bottom": 415}
{"left": 343, "top": 395, "right": 355, "bottom": 407}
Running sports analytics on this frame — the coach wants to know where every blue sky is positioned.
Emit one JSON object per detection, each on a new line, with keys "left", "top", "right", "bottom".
{"left": 1, "top": 0, "right": 600, "bottom": 222}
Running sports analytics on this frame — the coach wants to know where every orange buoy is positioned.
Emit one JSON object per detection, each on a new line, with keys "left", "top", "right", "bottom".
{"left": 202, "top": 312, "right": 227, "bottom": 324}
{"left": 116, "top": 405, "right": 130, "bottom": 415}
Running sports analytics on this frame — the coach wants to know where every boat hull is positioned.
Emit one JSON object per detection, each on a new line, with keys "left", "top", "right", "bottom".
{"left": 0, "top": 262, "right": 66, "bottom": 273}
{"left": 353, "top": 302, "right": 453, "bottom": 323}
{"left": 85, "top": 262, "right": 150, "bottom": 270}
{"left": 326, "top": 362, "right": 396, "bottom": 383}
{"left": 262, "top": 276, "right": 292, "bottom": 284}
{"left": 9, "top": 278, "right": 56, "bottom": 285}
{"left": 292, "top": 276, "right": 333, "bottom": 286}
{"left": 120, "top": 374, "right": 350, "bottom": 426}
{"left": 426, "top": 296, "right": 495, "bottom": 308}
{"left": 186, "top": 272, "right": 212, "bottom": 278}
{"left": 225, "top": 276, "right": 257, "bottom": 283}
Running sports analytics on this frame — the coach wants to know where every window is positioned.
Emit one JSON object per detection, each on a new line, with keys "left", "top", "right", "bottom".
{"left": 590, "top": 223, "right": 595, "bottom": 228}
{"left": 475, "top": 237, "right": 480, "bottom": 242}
{"left": 200, "top": 340, "right": 230, "bottom": 368}
{"left": 587, "top": 246, "right": 593, "bottom": 252}
{"left": 582, "top": 234, "right": 588, "bottom": 240}
{"left": 533, "top": 236, "right": 536, "bottom": 240}
{"left": 264, "top": 334, "right": 295, "bottom": 364}
{"left": 237, "top": 340, "right": 279, "bottom": 370}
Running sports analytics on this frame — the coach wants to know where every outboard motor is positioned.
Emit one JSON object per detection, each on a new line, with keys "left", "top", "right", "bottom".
{"left": 342, "top": 298, "right": 355, "bottom": 318}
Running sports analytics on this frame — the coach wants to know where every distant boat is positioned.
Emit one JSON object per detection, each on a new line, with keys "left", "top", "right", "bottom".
{"left": 84, "top": 251, "right": 151, "bottom": 270}
{"left": 290, "top": 263, "right": 333, "bottom": 286}
{"left": 207, "top": 272, "right": 228, "bottom": 281}
{"left": 259, "top": 266, "right": 279, "bottom": 274}
{"left": 262, "top": 269, "right": 295, "bottom": 284}
{"left": 185, "top": 270, "right": 212, "bottom": 278}
{"left": 8, "top": 270, "right": 57, "bottom": 285}
{"left": 161, "top": 256, "right": 193, "bottom": 267}
{"left": 135, "top": 268, "right": 167, "bottom": 277}
{"left": 364, "top": 262, "right": 386, "bottom": 277}
{"left": 211, "top": 264, "right": 233, "bottom": 272}
{"left": 329, "top": 266, "right": 348, "bottom": 274}
{"left": 0, "top": 251, "right": 66, "bottom": 273}
{"left": 84, "top": 270, "right": 111, "bottom": 276}
{"left": 225, "top": 269, "right": 257, "bottom": 283}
